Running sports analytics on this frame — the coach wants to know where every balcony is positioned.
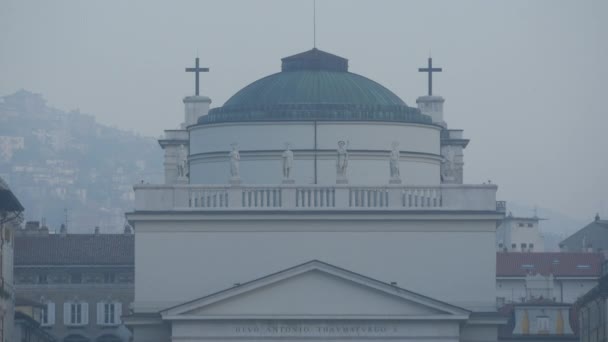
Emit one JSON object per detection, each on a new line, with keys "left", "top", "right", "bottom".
{"left": 133, "top": 183, "right": 501, "bottom": 212}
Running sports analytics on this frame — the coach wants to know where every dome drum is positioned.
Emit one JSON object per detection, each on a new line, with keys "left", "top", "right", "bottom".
{"left": 188, "top": 48, "right": 441, "bottom": 185}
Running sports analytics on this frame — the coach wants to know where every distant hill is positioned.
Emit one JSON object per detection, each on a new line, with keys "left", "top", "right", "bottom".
{"left": 0, "top": 90, "right": 162, "bottom": 233}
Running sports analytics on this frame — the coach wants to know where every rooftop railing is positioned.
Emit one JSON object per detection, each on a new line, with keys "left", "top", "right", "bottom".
{"left": 133, "top": 183, "right": 501, "bottom": 212}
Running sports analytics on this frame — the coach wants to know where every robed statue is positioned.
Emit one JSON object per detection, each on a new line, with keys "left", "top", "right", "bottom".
{"left": 229, "top": 143, "right": 240, "bottom": 178}
{"left": 177, "top": 144, "right": 189, "bottom": 178}
{"left": 336, "top": 140, "right": 349, "bottom": 180}
{"left": 282, "top": 143, "right": 294, "bottom": 179}
{"left": 389, "top": 142, "right": 400, "bottom": 178}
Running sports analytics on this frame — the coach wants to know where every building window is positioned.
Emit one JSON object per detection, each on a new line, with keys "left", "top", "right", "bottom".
{"left": 536, "top": 315, "right": 550, "bottom": 333}
{"left": 103, "top": 273, "right": 115, "bottom": 283}
{"left": 529, "top": 243, "right": 534, "bottom": 250}
{"left": 97, "top": 301, "right": 122, "bottom": 325}
{"left": 64, "top": 301, "right": 88, "bottom": 326}
{"left": 104, "top": 303, "right": 115, "bottom": 324}
{"left": 521, "top": 243, "right": 527, "bottom": 250}
{"left": 71, "top": 303, "right": 82, "bottom": 324}
{"left": 518, "top": 223, "right": 524, "bottom": 227}
{"left": 41, "top": 305, "right": 48, "bottom": 323}
{"left": 40, "top": 302, "right": 56, "bottom": 326}
{"left": 512, "top": 243, "right": 517, "bottom": 249}
{"left": 527, "top": 223, "right": 533, "bottom": 227}
{"left": 38, "top": 274, "right": 48, "bottom": 284}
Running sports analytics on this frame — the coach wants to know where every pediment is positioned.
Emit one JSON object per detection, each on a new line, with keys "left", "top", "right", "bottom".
{"left": 162, "top": 260, "right": 470, "bottom": 320}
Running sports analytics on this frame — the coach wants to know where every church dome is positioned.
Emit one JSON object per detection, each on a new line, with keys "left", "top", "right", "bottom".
{"left": 200, "top": 49, "right": 431, "bottom": 125}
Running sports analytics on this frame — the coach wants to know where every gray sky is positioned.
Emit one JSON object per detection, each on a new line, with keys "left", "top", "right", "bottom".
{"left": 1, "top": 0, "right": 606, "bottom": 222}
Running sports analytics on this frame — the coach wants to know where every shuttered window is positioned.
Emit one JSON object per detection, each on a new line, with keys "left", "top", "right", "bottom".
{"left": 64, "top": 301, "right": 89, "bottom": 326}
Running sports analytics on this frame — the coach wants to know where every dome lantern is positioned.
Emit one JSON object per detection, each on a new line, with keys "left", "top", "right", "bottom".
{"left": 281, "top": 48, "right": 348, "bottom": 72}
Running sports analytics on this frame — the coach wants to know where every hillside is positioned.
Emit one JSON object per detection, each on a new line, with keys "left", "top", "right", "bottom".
{"left": 0, "top": 90, "right": 162, "bottom": 232}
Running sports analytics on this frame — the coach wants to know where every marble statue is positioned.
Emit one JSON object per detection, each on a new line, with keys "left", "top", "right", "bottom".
{"left": 282, "top": 143, "right": 294, "bottom": 180}
{"left": 229, "top": 143, "right": 240, "bottom": 178}
{"left": 336, "top": 140, "right": 349, "bottom": 183}
{"left": 177, "top": 144, "right": 188, "bottom": 178}
{"left": 389, "top": 142, "right": 400, "bottom": 178}
{"left": 389, "top": 141, "right": 401, "bottom": 183}
{"left": 440, "top": 148, "right": 455, "bottom": 183}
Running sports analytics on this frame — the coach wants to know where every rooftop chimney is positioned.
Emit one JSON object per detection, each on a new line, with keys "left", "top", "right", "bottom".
{"left": 59, "top": 223, "right": 67, "bottom": 237}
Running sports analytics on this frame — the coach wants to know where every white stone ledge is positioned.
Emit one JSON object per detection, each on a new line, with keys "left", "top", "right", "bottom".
{"left": 133, "top": 183, "right": 499, "bottom": 212}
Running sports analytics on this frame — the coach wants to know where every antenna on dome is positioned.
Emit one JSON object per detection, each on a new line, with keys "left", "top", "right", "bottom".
{"left": 313, "top": 0, "right": 317, "bottom": 48}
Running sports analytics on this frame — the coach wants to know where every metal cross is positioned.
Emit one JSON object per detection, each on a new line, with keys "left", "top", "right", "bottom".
{"left": 185, "top": 57, "right": 209, "bottom": 96}
{"left": 418, "top": 57, "right": 442, "bottom": 96}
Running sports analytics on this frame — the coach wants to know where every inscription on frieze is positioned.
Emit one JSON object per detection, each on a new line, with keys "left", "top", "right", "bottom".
{"left": 233, "top": 323, "right": 399, "bottom": 337}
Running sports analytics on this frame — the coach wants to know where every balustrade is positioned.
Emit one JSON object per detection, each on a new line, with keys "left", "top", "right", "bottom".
{"left": 134, "top": 184, "right": 500, "bottom": 212}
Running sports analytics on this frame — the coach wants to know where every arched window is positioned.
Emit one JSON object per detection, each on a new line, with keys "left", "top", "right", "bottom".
{"left": 95, "top": 334, "right": 122, "bottom": 342}
{"left": 64, "top": 334, "right": 90, "bottom": 342}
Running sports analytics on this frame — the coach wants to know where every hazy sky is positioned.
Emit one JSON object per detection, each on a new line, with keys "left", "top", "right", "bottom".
{"left": 1, "top": 0, "right": 606, "bottom": 222}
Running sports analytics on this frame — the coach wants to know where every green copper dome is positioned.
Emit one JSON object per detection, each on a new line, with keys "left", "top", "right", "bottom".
{"left": 200, "top": 49, "right": 431, "bottom": 125}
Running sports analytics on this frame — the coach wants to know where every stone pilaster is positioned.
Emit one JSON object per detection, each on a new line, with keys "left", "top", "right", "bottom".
{"left": 417, "top": 94, "right": 469, "bottom": 184}
{"left": 441, "top": 130, "right": 469, "bottom": 184}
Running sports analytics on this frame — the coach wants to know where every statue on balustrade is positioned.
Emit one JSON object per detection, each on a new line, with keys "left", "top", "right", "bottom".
{"left": 177, "top": 144, "right": 189, "bottom": 179}
{"left": 440, "top": 147, "right": 456, "bottom": 183}
{"left": 389, "top": 141, "right": 402, "bottom": 184}
{"left": 282, "top": 143, "right": 294, "bottom": 182}
{"left": 336, "top": 140, "right": 349, "bottom": 183}
{"left": 229, "top": 143, "right": 240, "bottom": 179}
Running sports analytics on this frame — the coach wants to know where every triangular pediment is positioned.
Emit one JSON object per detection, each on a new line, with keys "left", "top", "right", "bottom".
{"left": 162, "top": 260, "right": 470, "bottom": 320}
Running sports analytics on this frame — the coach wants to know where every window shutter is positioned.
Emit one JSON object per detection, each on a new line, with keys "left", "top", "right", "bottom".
{"left": 63, "top": 302, "right": 71, "bottom": 325}
{"left": 115, "top": 302, "right": 122, "bottom": 324}
{"left": 82, "top": 302, "right": 89, "bottom": 325}
{"left": 48, "top": 302, "right": 56, "bottom": 325}
{"left": 97, "top": 302, "right": 104, "bottom": 325}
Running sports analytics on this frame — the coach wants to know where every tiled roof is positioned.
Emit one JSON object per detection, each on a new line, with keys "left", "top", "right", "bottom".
{"left": 496, "top": 252, "right": 603, "bottom": 277}
{"left": 560, "top": 219, "right": 608, "bottom": 252}
{"left": 15, "top": 234, "right": 134, "bottom": 266}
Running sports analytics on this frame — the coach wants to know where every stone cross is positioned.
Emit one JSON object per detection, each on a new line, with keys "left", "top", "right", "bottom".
{"left": 418, "top": 57, "right": 442, "bottom": 96}
{"left": 185, "top": 57, "right": 210, "bottom": 96}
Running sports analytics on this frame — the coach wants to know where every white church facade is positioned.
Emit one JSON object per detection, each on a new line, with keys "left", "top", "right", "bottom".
{"left": 125, "top": 49, "right": 506, "bottom": 342}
